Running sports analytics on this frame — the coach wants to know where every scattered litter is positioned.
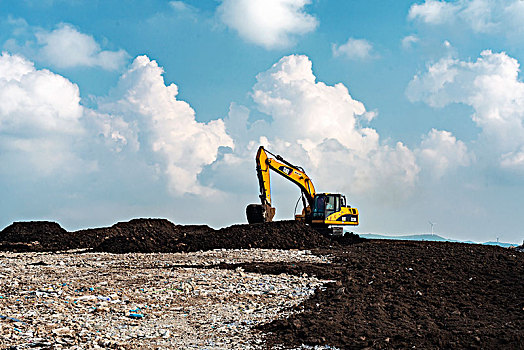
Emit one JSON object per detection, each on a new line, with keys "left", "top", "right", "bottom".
{"left": 0, "top": 315, "right": 25, "bottom": 324}
{"left": 0, "top": 248, "right": 328, "bottom": 349}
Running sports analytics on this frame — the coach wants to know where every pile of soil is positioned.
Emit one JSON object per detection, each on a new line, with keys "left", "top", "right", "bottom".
{"left": 175, "top": 221, "right": 336, "bottom": 252}
{"left": 250, "top": 240, "right": 524, "bottom": 349}
{"left": 0, "top": 219, "right": 359, "bottom": 253}
{"left": 0, "top": 221, "right": 72, "bottom": 252}
{"left": 84, "top": 219, "right": 214, "bottom": 253}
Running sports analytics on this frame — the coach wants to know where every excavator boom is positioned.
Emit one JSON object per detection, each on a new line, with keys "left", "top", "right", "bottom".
{"left": 248, "top": 146, "right": 315, "bottom": 224}
{"left": 256, "top": 146, "right": 315, "bottom": 207}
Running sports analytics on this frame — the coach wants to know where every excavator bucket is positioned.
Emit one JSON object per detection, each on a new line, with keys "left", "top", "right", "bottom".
{"left": 246, "top": 204, "right": 275, "bottom": 224}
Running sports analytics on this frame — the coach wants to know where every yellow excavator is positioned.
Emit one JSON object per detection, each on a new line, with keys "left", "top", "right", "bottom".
{"left": 246, "top": 146, "right": 358, "bottom": 235}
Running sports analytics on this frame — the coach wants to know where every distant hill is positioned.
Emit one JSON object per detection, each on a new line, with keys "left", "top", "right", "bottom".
{"left": 482, "top": 241, "right": 520, "bottom": 248}
{"left": 356, "top": 233, "right": 519, "bottom": 248}
{"left": 359, "top": 233, "right": 450, "bottom": 242}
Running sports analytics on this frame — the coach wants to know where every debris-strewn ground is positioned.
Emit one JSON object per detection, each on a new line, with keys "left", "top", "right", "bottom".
{"left": 0, "top": 249, "right": 331, "bottom": 349}
{"left": 1, "top": 219, "right": 523, "bottom": 349}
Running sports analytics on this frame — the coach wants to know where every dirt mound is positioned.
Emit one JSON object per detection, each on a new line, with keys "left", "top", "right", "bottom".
{"left": 92, "top": 219, "right": 214, "bottom": 253}
{"left": 0, "top": 219, "right": 356, "bottom": 253}
{"left": 255, "top": 240, "right": 524, "bottom": 349}
{"left": 93, "top": 220, "right": 338, "bottom": 253}
{"left": 176, "top": 221, "right": 335, "bottom": 252}
{"left": 0, "top": 221, "right": 72, "bottom": 252}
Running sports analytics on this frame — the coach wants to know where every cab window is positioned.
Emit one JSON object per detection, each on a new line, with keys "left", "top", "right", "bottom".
{"left": 325, "top": 195, "right": 336, "bottom": 216}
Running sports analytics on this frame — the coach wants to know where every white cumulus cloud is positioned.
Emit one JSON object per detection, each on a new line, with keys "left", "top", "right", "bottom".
{"left": 97, "top": 56, "right": 234, "bottom": 195}
{"left": 500, "top": 147, "right": 524, "bottom": 171}
{"left": 417, "top": 129, "right": 472, "bottom": 179}
{"left": 408, "top": 0, "right": 524, "bottom": 34}
{"left": 408, "top": 0, "right": 459, "bottom": 24}
{"left": 401, "top": 35, "right": 419, "bottom": 49}
{"left": 332, "top": 38, "right": 376, "bottom": 60}
{"left": 170, "top": 1, "right": 192, "bottom": 12}
{"left": 35, "top": 23, "right": 128, "bottom": 70}
{"left": 407, "top": 50, "right": 524, "bottom": 170}
{"left": 217, "top": 0, "right": 318, "bottom": 49}
{"left": 0, "top": 52, "right": 89, "bottom": 175}
{"left": 0, "top": 52, "right": 233, "bottom": 196}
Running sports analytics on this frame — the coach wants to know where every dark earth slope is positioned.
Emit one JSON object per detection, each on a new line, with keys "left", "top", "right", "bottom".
{"left": 254, "top": 240, "right": 524, "bottom": 349}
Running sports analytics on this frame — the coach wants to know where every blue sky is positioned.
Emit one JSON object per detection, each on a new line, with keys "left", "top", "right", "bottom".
{"left": 1, "top": 0, "right": 523, "bottom": 244}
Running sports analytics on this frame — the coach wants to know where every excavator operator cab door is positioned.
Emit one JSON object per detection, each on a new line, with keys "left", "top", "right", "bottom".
{"left": 312, "top": 194, "right": 341, "bottom": 221}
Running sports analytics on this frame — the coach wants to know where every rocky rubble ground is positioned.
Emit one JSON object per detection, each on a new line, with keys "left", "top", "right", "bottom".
{"left": 0, "top": 249, "right": 331, "bottom": 349}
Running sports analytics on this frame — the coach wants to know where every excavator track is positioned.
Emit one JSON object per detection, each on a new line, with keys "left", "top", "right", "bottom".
{"left": 312, "top": 225, "right": 344, "bottom": 236}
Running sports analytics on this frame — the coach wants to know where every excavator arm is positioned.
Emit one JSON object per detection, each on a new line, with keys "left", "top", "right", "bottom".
{"left": 247, "top": 146, "right": 316, "bottom": 224}
{"left": 256, "top": 146, "right": 316, "bottom": 207}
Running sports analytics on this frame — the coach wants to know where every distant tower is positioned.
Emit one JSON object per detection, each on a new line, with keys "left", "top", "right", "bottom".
{"left": 429, "top": 221, "right": 436, "bottom": 236}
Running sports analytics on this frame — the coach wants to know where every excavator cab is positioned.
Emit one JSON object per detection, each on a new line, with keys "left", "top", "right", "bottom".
{"left": 312, "top": 194, "right": 339, "bottom": 220}
{"left": 311, "top": 193, "right": 358, "bottom": 226}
